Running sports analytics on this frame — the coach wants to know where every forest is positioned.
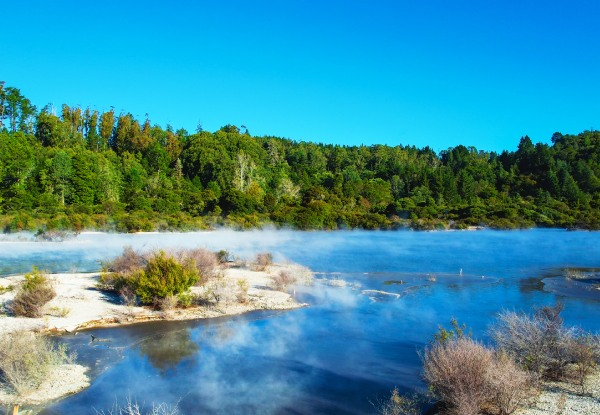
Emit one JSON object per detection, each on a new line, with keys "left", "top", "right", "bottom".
{"left": 0, "top": 84, "right": 599, "bottom": 232}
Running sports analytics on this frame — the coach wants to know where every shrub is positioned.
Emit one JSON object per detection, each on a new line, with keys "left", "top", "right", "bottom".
{"left": 9, "top": 268, "right": 56, "bottom": 317}
{"left": 157, "top": 294, "right": 179, "bottom": 314}
{"left": 491, "top": 304, "right": 578, "bottom": 379}
{"left": 377, "top": 388, "right": 421, "bottom": 415}
{"left": 423, "top": 337, "right": 494, "bottom": 415}
{"left": 0, "top": 330, "right": 71, "bottom": 395}
{"left": 96, "top": 397, "right": 179, "bottom": 415}
{"left": 272, "top": 270, "right": 296, "bottom": 291}
{"left": 252, "top": 252, "right": 273, "bottom": 271}
{"left": 486, "top": 352, "right": 533, "bottom": 415}
{"left": 569, "top": 333, "right": 600, "bottom": 394}
{"left": 104, "top": 246, "right": 147, "bottom": 274}
{"left": 236, "top": 279, "right": 249, "bottom": 303}
{"left": 135, "top": 251, "right": 199, "bottom": 305}
{"left": 178, "top": 248, "right": 218, "bottom": 283}
{"left": 216, "top": 249, "right": 231, "bottom": 264}
{"left": 177, "top": 292, "right": 194, "bottom": 308}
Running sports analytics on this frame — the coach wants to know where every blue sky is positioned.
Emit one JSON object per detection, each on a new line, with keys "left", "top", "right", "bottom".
{"left": 3, "top": 1, "right": 599, "bottom": 152}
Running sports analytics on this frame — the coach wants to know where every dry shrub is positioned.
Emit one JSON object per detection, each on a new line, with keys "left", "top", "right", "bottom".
{"left": 178, "top": 248, "right": 218, "bottom": 284}
{"left": 0, "top": 330, "right": 71, "bottom": 395}
{"left": 569, "top": 333, "right": 600, "bottom": 394}
{"left": 104, "top": 246, "right": 147, "bottom": 274}
{"left": 158, "top": 294, "right": 179, "bottom": 312}
{"left": 272, "top": 270, "right": 296, "bottom": 291}
{"left": 423, "top": 337, "right": 494, "bottom": 415}
{"left": 486, "top": 352, "right": 533, "bottom": 415}
{"left": 9, "top": 268, "right": 56, "bottom": 317}
{"left": 252, "top": 252, "right": 273, "bottom": 271}
{"left": 119, "top": 285, "right": 138, "bottom": 307}
{"left": 377, "top": 387, "right": 421, "bottom": 415}
{"left": 491, "top": 304, "right": 586, "bottom": 380}
{"left": 236, "top": 279, "right": 249, "bottom": 303}
{"left": 96, "top": 397, "right": 179, "bottom": 415}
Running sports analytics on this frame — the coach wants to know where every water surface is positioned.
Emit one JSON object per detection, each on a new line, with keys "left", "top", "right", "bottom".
{"left": 1, "top": 229, "right": 598, "bottom": 414}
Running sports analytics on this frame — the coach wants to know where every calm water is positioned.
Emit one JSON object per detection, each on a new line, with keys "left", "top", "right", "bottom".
{"left": 1, "top": 229, "right": 599, "bottom": 414}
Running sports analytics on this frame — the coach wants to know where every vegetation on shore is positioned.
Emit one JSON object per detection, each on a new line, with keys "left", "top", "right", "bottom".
{"left": 99, "top": 246, "right": 298, "bottom": 312}
{"left": 381, "top": 304, "right": 600, "bottom": 415}
{"left": 0, "top": 330, "right": 72, "bottom": 397}
{"left": 1, "top": 85, "right": 599, "bottom": 232}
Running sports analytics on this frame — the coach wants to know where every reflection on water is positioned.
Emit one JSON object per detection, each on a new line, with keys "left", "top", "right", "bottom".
{"left": 138, "top": 329, "right": 199, "bottom": 374}
{"left": 6, "top": 229, "right": 597, "bottom": 414}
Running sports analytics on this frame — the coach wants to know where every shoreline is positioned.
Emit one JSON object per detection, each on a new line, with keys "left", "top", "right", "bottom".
{"left": 0, "top": 263, "right": 312, "bottom": 408}
{"left": 516, "top": 369, "right": 600, "bottom": 415}
{"left": 0, "top": 263, "right": 311, "bottom": 335}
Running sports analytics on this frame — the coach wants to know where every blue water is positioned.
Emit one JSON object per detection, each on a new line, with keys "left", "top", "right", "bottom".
{"left": 2, "top": 229, "right": 598, "bottom": 414}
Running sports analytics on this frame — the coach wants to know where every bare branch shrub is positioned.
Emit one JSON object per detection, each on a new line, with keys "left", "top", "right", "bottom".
{"left": 486, "top": 352, "right": 533, "bottom": 415}
{"left": 423, "top": 337, "right": 494, "bottom": 415}
{"left": 158, "top": 294, "right": 178, "bottom": 312}
{"left": 0, "top": 330, "right": 71, "bottom": 395}
{"left": 252, "top": 252, "right": 273, "bottom": 271}
{"left": 104, "top": 246, "right": 147, "bottom": 274}
{"left": 96, "top": 397, "right": 179, "bottom": 415}
{"left": 119, "top": 285, "right": 138, "bottom": 307}
{"left": 272, "top": 270, "right": 296, "bottom": 291}
{"left": 9, "top": 268, "right": 56, "bottom": 317}
{"left": 491, "top": 304, "right": 578, "bottom": 380}
{"left": 377, "top": 387, "right": 421, "bottom": 415}
{"left": 569, "top": 333, "right": 600, "bottom": 394}
{"left": 178, "top": 248, "right": 218, "bottom": 284}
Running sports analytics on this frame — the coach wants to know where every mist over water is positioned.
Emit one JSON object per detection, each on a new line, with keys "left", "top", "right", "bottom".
{"left": 2, "top": 229, "right": 598, "bottom": 414}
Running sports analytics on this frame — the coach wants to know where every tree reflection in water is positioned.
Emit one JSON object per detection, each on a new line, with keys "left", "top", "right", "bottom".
{"left": 138, "top": 329, "right": 199, "bottom": 373}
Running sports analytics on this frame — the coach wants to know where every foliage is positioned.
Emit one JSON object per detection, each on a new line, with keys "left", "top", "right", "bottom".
{"left": 0, "top": 330, "right": 71, "bottom": 395}
{"left": 9, "top": 267, "right": 56, "bottom": 317}
{"left": 134, "top": 251, "right": 199, "bottom": 305}
{"left": 2, "top": 84, "right": 600, "bottom": 231}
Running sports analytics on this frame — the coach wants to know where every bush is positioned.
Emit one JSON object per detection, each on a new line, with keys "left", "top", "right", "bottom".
{"left": 423, "top": 337, "right": 494, "bottom": 415}
{"left": 491, "top": 304, "right": 580, "bottom": 379}
{"left": 96, "top": 398, "right": 179, "bottom": 415}
{"left": 9, "top": 268, "right": 56, "bottom": 317}
{"left": 486, "top": 352, "right": 532, "bottom": 415}
{"left": 236, "top": 279, "right": 249, "bottom": 303}
{"left": 104, "top": 246, "right": 147, "bottom": 274}
{"left": 216, "top": 249, "right": 231, "bottom": 264}
{"left": 178, "top": 248, "right": 218, "bottom": 283}
{"left": 252, "top": 252, "right": 273, "bottom": 271}
{"left": 135, "top": 251, "right": 199, "bottom": 305}
{"left": 272, "top": 270, "right": 296, "bottom": 291}
{"left": 0, "top": 330, "right": 71, "bottom": 395}
{"left": 377, "top": 388, "right": 421, "bottom": 415}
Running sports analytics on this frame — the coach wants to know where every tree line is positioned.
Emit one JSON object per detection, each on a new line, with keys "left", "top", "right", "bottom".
{"left": 1, "top": 84, "right": 599, "bottom": 232}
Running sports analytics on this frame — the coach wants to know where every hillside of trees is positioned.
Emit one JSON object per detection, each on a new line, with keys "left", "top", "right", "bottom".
{"left": 0, "top": 85, "right": 599, "bottom": 232}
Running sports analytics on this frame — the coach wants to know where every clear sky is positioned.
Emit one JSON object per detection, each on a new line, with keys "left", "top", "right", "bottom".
{"left": 3, "top": 1, "right": 599, "bottom": 152}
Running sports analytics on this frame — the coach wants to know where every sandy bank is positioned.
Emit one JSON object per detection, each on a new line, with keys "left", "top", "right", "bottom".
{"left": 0, "top": 364, "right": 89, "bottom": 407}
{"left": 0, "top": 263, "right": 311, "bottom": 334}
{"left": 516, "top": 370, "right": 600, "bottom": 415}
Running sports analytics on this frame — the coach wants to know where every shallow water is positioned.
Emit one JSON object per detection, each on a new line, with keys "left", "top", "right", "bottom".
{"left": 1, "top": 229, "right": 599, "bottom": 414}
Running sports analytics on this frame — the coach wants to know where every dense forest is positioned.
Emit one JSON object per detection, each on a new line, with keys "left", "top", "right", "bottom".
{"left": 0, "top": 84, "right": 599, "bottom": 232}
